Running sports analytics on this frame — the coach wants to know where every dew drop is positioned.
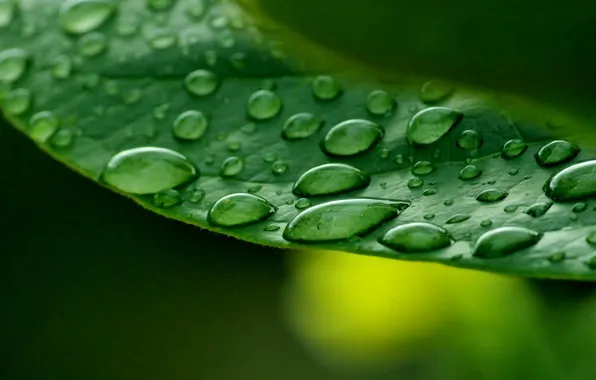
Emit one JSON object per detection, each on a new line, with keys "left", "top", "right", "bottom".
{"left": 534, "top": 140, "right": 580, "bottom": 168}
{"left": 152, "top": 103, "right": 169, "bottom": 120}
{"left": 1, "top": 87, "right": 31, "bottom": 115}
{"left": 293, "top": 163, "right": 370, "bottom": 197}
{"left": 501, "top": 139, "right": 528, "bottom": 159}
{"left": 419, "top": 80, "right": 454, "bottom": 104}
{"left": 189, "top": 188, "right": 205, "bottom": 203}
{"left": 407, "top": 107, "right": 462, "bottom": 146}
{"left": 407, "top": 177, "right": 423, "bottom": 189}
{"left": 227, "top": 141, "right": 241, "bottom": 152}
{"left": 281, "top": 112, "right": 323, "bottom": 140}
{"left": 524, "top": 202, "right": 553, "bottom": 218}
{"left": 480, "top": 219, "right": 493, "bottom": 228}
{"left": 50, "top": 55, "right": 72, "bottom": 79}
{"left": 208, "top": 193, "right": 276, "bottom": 227}
{"left": 153, "top": 189, "right": 183, "bottom": 208}
{"left": 247, "top": 185, "right": 262, "bottom": 194}
{"left": 295, "top": 198, "right": 312, "bottom": 210}
{"left": 476, "top": 189, "right": 508, "bottom": 203}
{"left": 77, "top": 32, "right": 107, "bottom": 57}
{"left": 59, "top": 0, "right": 115, "bottom": 35}
{"left": 411, "top": 161, "right": 435, "bottom": 176}
{"left": 508, "top": 169, "right": 519, "bottom": 176}
{"left": 380, "top": 222, "right": 452, "bottom": 252}
{"left": 423, "top": 213, "right": 435, "bottom": 220}
{"left": 322, "top": 119, "right": 384, "bottom": 157}
{"left": 586, "top": 231, "right": 596, "bottom": 246}
{"left": 50, "top": 129, "right": 74, "bottom": 148}
{"left": 220, "top": 156, "right": 244, "bottom": 177}
{"left": 272, "top": 161, "right": 288, "bottom": 175}
{"left": 446, "top": 214, "right": 470, "bottom": 224}
{"left": 444, "top": 199, "right": 454, "bottom": 206}
{"left": 247, "top": 90, "right": 282, "bottom": 120}
{"left": 264, "top": 224, "right": 281, "bottom": 232}
{"left": 0, "top": 48, "right": 28, "bottom": 83}
{"left": 473, "top": 227, "right": 542, "bottom": 258}
{"left": 184, "top": 69, "right": 219, "bottom": 96}
{"left": 572, "top": 202, "right": 588, "bottom": 213}
{"left": 395, "top": 154, "right": 405, "bottom": 165}
{"left": 366, "top": 90, "right": 396, "bottom": 116}
{"left": 240, "top": 122, "right": 257, "bottom": 134}
{"left": 172, "top": 110, "right": 208, "bottom": 141}
{"left": 379, "top": 148, "right": 390, "bottom": 159}
{"left": 0, "top": 0, "right": 16, "bottom": 28}
{"left": 312, "top": 75, "right": 342, "bottom": 101}
{"left": 456, "top": 130, "right": 483, "bottom": 150}
{"left": 548, "top": 252, "right": 566, "bottom": 263}
{"left": 504, "top": 205, "right": 519, "bottom": 213}
{"left": 102, "top": 147, "right": 197, "bottom": 195}
{"left": 459, "top": 165, "right": 482, "bottom": 180}
{"left": 283, "top": 199, "right": 409, "bottom": 243}
{"left": 543, "top": 160, "right": 596, "bottom": 202}
{"left": 28, "top": 111, "right": 59, "bottom": 143}
{"left": 149, "top": 31, "right": 177, "bottom": 50}
{"left": 263, "top": 152, "right": 276, "bottom": 163}
{"left": 146, "top": 0, "right": 175, "bottom": 11}
{"left": 423, "top": 189, "right": 437, "bottom": 196}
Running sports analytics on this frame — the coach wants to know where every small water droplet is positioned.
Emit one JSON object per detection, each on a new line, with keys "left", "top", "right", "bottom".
{"left": 29, "top": 111, "right": 59, "bottom": 143}
{"left": 59, "top": 0, "right": 115, "bottom": 35}
{"left": 263, "top": 152, "right": 276, "bottom": 163}
{"left": 208, "top": 193, "right": 276, "bottom": 227}
{"left": 380, "top": 222, "right": 452, "bottom": 252}
{"left": 272, "top": 161, "right": 288, "bottom": 175}
{"left": 264, "top": 224, "right": 281, "bottom": 232}
{"left": 379, "top": 148, "right": 390, "bottom": 159}
{"left": 50, "top": 55, "right": 72, "bottom": 79}
{"left": 247, "top": 185, "right": 262, "bottom": 194}
{"left": 189, "top": 188, "right": 205, "bottom": 203}
{"left": 240, "top": 122, "right": 257, "bottom": 134}
{"left": 148, "top": 30, "right": 177, "bottom": 49}
{"left": 227, "top": 141, "right": 241, "bottom": 152}
{"left": 247, "top": 89, "right": 282, "bottom": 120}
{"left": 411, "top": 161, "right": 435, "bottom": 176}
{"left": 0, "top": 48, "right": 28, "bottom": 83}
{"left": 503, "top": 205, "right": 519, "bottom": 213}
{"left": 295, "top": 198, "right": 312, "bottom": 210}
{"left": 543, "top": 160, "right": 596, "bottom": 202}
{"left": 508, "top": 169, "right": 519, "bottom": 176}
{"left": 77, "top": 32, "right": 107, "bottom": 56}
{"left": 293, "top": 163, "right": 370, "bottom": 197}
{"left": 154, "top": 189, "right": 183, "bottom": 208}
{"left": 480, "top": 219, "right": 492, "bottom": 228}
{"left": 423, "top": 213, "right": 435, "bottom": 220}
{"left": 322, "top": 119, "right": 384, "bottom": 157}
{"left": 122, "top": 89, "right": 142, "bottom": 105}
{"left": 524, "top": 202, "right": 553, "bottom": 218}
{"left": 395, "top": 154, "right": 405, "bottom": 164}
{"left": 184, "top": 69, "right": 219, "bottom": 96}
{"left": 572, "top": 202, "right": 588, "bottom": 213}
{"left": 407, "top": 177, "right": 424, "bottom": 189}
{"left": 312, "top": 75, "right": 342, "bottom": 101}
{"left": 152, "top": 103, "right": 169, "bottom": 120}
{"left": 459, "top": 165, "right": 482, "bottom": 180}
{"left": 50, "top": 129, "right": 75, "bottom": 148}
{"left": 419, "top": 80, "right": 454, "bottom": 104}
{"left": 473, "top": 226, "right": 542, "bottom": 258}
{"left": 407, "top": 107, "right": 462, "bottom": 146}
{"left": 366, "top": 90, "right": 396, "bottom": 116}
{"left": 444, "top": 199, "right": 454, "bottom": 206}
{"left": 1, "top": 87, "right": 32, "bottom": 115}
{"left": 501, "top": 139, "right": 528, "bottom": 159}
{"left": 283, "top": 199, "right": 409, "bottom": 243}
{"left": 548, "top": 252, "right": 566, "bottom": 263}
{"left": 146, "top": 0, "right": 175, "bottom": 11}
{"left": 102, "top": 147, "right": 197, "bottom": 194}
{"left": 116, "top": 18, "right": 139, "bottom": 37}
{"left": 476, "top": 189, "right": 508, "bottom": 203}
{"left": 456, "top": 130, "right": 483, "bottom": 150}
{"left": 534, "top": 140, "right": 580, "bottom": 168}
{"left": 220, "top": 156, "right": 244, "bottom": 177}
{"left": 0, "top": 0, "right": 16, "bottom": 28}
{"left": 281, "top": 112, "right": 323, "bottom": 141}
{"left": 445, "top": 214, "right": 471, "bottom": 224}
{"left": 423, "top": 189, "right": 437, "bottom": 196}
{"left": 586, "top": 231, "right": 596, "bottom": 245}
{"left": 172, "top": 110, "right": 208, "bottom": 141}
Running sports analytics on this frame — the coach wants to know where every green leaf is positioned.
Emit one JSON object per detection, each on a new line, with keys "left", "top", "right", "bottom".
{"left": 3, "top": 0, "right": 596, "bottom": 280}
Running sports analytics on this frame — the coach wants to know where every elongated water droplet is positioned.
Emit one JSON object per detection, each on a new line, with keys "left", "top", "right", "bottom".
{"left": 146, "top": 0, "right": 175, "bottom": 11}
{"left": 281, "top": 112, "right": 323, "bottom": 140}
{"left": 295, "top": 198, "right": 312, "bottom": 210}
{"left": 189, "top": 188, "right": 205, "bottom": 203}
{"left": 366, "top": 90, "right": 396, "bottom": 116}
{"left": 59, "top": 0, "right": 115, "bottom": 35}
{"left": 102, "top": 147, "right": 197, "bottom": 195}
{"left": 572, "top": 202, "right": 588, "bottom": 213}
{"left": 77, "top": 31, "right": 108, "bottom": 56}
{"left": 407, "top": 177, "right": 423, "bottom": 189}
{"left": 419, "top": 80, "right": 454, "bottom": 104}
{"left": 220, "top": 156, "right": 244, "bottom": 177}
{"left": 293, "top": 163, "right": 371, "bottom": 197}
{"left": 1, "top": 88, "right": 31, "bottom": 115}
{"left": 154, "top": 189, "right": 183, "bottom": 208}
{"left": 480, "top": 219, "right": 493, "bottom": 228}
{"left": 0, "top": 48, "right": 28, "bottom": 83}
{"left": 283, "top": 199, "right": 409, "bottom": 243}
{"left": 0, "top": 0, "right": 16, "bottom": 28}
{"left": 407, "top": 107, "right": 462, "bottom": 146}
{"left": 184, "top": 69, "right": 219, "bottom": 96}
{"left": 149, "top": 31, "right": 177, "bottom": 49}
{"left": 412, "top": 160, "right": 435, "bottom": 176}
{"left": 208, "top": 193, "right": 276, "bottom": 227}
{"left": 446, "top": 214, "right": 470, "bottom": 224}
{"left": 543, "top": 160, "right": 596, "bottom": 202}
{"left": 247, "top": 185, "right": 262, "bottom": 194}
{"left": 322, "top": 119, "right": 383, "bottom": 157}
{"left": 29, "top": 111, "right": 59, "bottom": 143}
{"left": 247, "top": 90, "right": 282, "bottom": 120}
{"left": 534, "top": 140, "right": 580, "bottom": 168}
{"left": 172, "top": 110, "right": 208, "bottom": 141}
{"left": 459, "top": 164, "right": 482, "bottom": 180}
{"left": 504, "top": 205, "right": 519, "bottom": 213}
{"left": 548, "top": 252, "right": 566, "bottom": 263}
{"left": 501, "top": 139, "right": 528, "bottom": 159}
{"left": 312, "top": 75, "right": 342, "bottom": 101}
{"left": 476, "top": 189, "right": 508, "bottom": 203}
{"left": 473, "top": 227, "right": 542, "bottom": 258}
{"left": 587, "top": 231, "right": 596, "bottom": 245}
{"left": 380, "top": 222, "right": 452, "bottom": 252}
{"left": 423, "top": 189, "right": 437, "bottom": 196}
{"left": 50, "top": 55, "right": 72, "bottom": 79}
{"left": 524, "top": 202, "right": 553, "bottom": 218}
{"left": 444, "top": 199, "right": 454, "bottom": 206}
{"left": 423, "top": 213, "right": 435, "bottom": 220}
{"left": 264, "top": 224, "right": 281, "bottom": 232}
{"left": 457, "top": 130, "right": 483, "bottom": 150}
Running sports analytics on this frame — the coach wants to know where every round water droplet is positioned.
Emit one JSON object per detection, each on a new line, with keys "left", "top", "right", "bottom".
{"left": 476, "top": 189, "right": 508, "bottom": 203}
{"left": 102, "top": 147, "right": 197, "bottom": 195}
{"left": 172, "top": 110, "right": 208, "bottom": 141}
{"left": 419, "top": 80, "right": 454, "bottom": 104}
{"left": 220, "top": 156, "right": 244, "bottom": 177}
{"left": 459, "top": 165, "right": 482, "bottom": 180}
{"left": 407, "top": 177, "right": 423, "bottom": 189}
{"left": 154, "top": 189, "right": 183, "bottom": 208}
{"left": 0, "top": 0, "right": 16, "bottom": 28}
{"left": 281, "top": 112, "right": 323, "bottom": 140}
{"left": 59, "top": 0, "right": 115, "bottom": 35}
{"left": 524, "top": 202, "right": 553, "bottom": 218}
{"left": 208, "top": 193, "right": 276, "bottom": 227}
{"left": 50, "top": 129, "right": 74, "bottom": 148}
{"left": 189, "top": 188, "right": 205, "bottom": 203}
{"left": 407, "top": 107, "right": 462, "bottom": 146}
{"left": 293, "top": 163, "right": 371, "bottom": 197}
{"left": 247, "top": 90, "right": 282, "bottom": 120}
{"left": 312, "top": 75, "right": 342, "bottom": 101}
{"left": 501, "top": 139, "right": 528, "bottom": 159}
{"left": 457, "top": 130, "right": 483, "bottom": 150}
{"left": 29, "top": 111, "right": 59, "bottom": 143}
{"left": 473, "top": 226, "right": 542, "bottom": 258}
{"left": 1, "top": 87, "right": 31, "bottom": 115}
{"left": 0, "top": 48, "right": 28, "bottom": 83}
{"left": 322, "top": 119, "right": 384, "bottom": 157}
{"left": 543, "top": 160, "right": 596, "bottom": 202}
{"left": 77, "top": 32, "right": 107, "bottom": 57}
{"left": 272, "top": 161, "right": 288, "bottom": 175}
{"left": 366, "top": 90, "right": 396, "bottom": 116}
{"left": 263, "top": 152, "right": 276, "bottom": 163}
{"left": 446, "top": 214, "right": 470, "bottom": 224}
{"left": 534, "top": 140, "right": 580, "bottom": 168}
{"left": 50, "top": 55, "right": 72, "bottom": 79}
{"left": 227, "top": 141, "right": 241, "bottom": 152}
{"left": 423, "top": 189, "right": 437, "bottom": 196}
{"left": 586, "top": 231, "right": 596, "bottom": 245}
{"left": 380, "top": 222, "right": 451, "bottom": 252}
{"left": 283, "top": 199, "right": 409, "bottom": 243}
{"left": 146, "top": 0, "right": 175, "bottom": 11}
{"left": 412, "top": 161, "right": 435, "bottom": 176}
{"left": 295, "top": 198, "right": 312, "bottom": 210}
{"left": 548, "top": 252, "right": 566, "bottom": 263}
{"left": 184, "top": 69, "right": 219, "bottom": 96}
{"left": 572, "top": 202, "right": 588, "bottom": 213}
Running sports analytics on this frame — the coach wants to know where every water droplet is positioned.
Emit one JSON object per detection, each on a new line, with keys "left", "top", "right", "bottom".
{"left": 480, "top": 219, "right": 492, "bottom": 228}
{"left": 152, "top": 103, "right": 169, "bottom": 120}
{"left": 503, "top": 205, "right": 519, "bottom": 213}
{"left": 423, "top": 189, "right": 437, "bottom": 196}
{"left": 122, "top": 89, "right": 142, "bottom": 105}
{"left": 208, "top": 193, "right": 276, "bottom": 227}
{"left": 272, "top": 161, "right": 288, "bottom": 175}
{"left": 586, "top": 231, "right": 596, "bottom": 245}
{"left": 283, "top": 199, "right": 409, "bottom": 243}
{"left": 186, "top": 2, "right": 205, "bottom": 19}
{"left": 419, "top": 80, "right": 454, "bottom": 104}
{"left": 456, "top": 130, "right": 483, "bottom": 150}
{"left": 1, "top": 87, "right": 31, "bottom": 115}
{"left": 77, "top": 32, "right": 107, "bottom": 56}
{"left": 50, "top": 129, "right": 74, "bottom": 148}
{"left": 411, "top": 161, "right": 435, "bottom": 176}
{"left": 263, "top": 152, "right": 276, "bottom": 163}
{"left": 423, "top": 213, "right": 435, "bottom": 220}
{"left": 459, "top": 165, "right": 482, "bottom": 180}
{"left": 380, "top": 222, "right": 452, "bottom": 252}
{"left": 29, "top": 111, "right": 59, "bottom": 143}
{"left": 501, "top": 139, "right": 528, "bottom": 159}
{"left": 444, "top": 199, "right": 454, "bottom": 206}
{"left": 50, "top": 55, "right": 72, "bottom": 79}
{"left": 102, "top": 147, "right": 197, "bottom": 194}
{"left": 524, "top": 202, "right": 553, "bottom": 218}
{"left": 543, "top": 160, "right": 596, "bottom": 202}
{"left": 264, "top": 224, "right": 281, "bottom": 232}
{"left": 247, "top": 90, "right": 282, "bottom": 120}
{"left": 407, "top": 107, "right": 462, "bottom": 146}
{"left": 281, "top": 112, "right": 323, "bottom": 140}
{"left": 295, "top": 198, "right": 312, "bottom": 210}
{"left": 446, "top": 214, "right": 471, "bottom": 224}
{"left": 322, "top": 119, "right": 383, "bottom": 157}
{"left": 534, "top": 140, "right": 580, "bottom": 168}
{"left": 0, "top": 0, "right": 16, "bottom": 28}
{"left": 476, "top": 189, "right": 508, "bottom": 203}
{"left": 116, "top": 19, "right": 139, "bottom": 37}
{"left": 149, "top": 31, "right": 177, "bottom": 49}
{"left": 395, "top": 154, "right": 405, "bottom": 165}
{"left": 172, "top": 110, "right": 208, "bottom": 141}
{"left": 220, "top": 156, "right": 244, "bottom": 177}
{"left": 59, "top": 0, "right": 115, "bottom": 35}
{"left": 366, "top": 90, "right": 396, "bottom": 116}
{"left": 146, "top": 0, "right": 175, "bottom": 11}
{"left": 508, "top": 169, "right": 519, "bottom": 176}
{"left": 293, "top": 163, "right": 370, "bottom": 197}
{"left": 154, "top": 189, "right": 183, "bottom": 208}
{"left": 247, "top": 185, "right": 262, "bottom": 194}
{"left": 227, "top": 141, "right": 241, "bottom": 152}
{"left": 312, "top": 75, "right": 342, "bottom": 101}
{"left": 572, "top": 202, "right": 588, "bottom": 213}
{"left": 240, "top": 122, "right": 257, "bottom": 134}
{"left": 548, "top": 252, "right": 566, "bottom": 263}
{"left": 189, "top": 188, "right": 205, "bottom": 203}
{"left": 473, "top": 226, "right": 542, "bottom": 258}
{"left": 407, "top": 177, "right": 424, "bottom": 189}
{"left": 378, "top": 148, "right": 390, "bottom": 159}
{"left": 0, "top": 48, "right": 28, "bottom": 83}
{"left": 184, "top": 69, "right": 219, "bottom": 96}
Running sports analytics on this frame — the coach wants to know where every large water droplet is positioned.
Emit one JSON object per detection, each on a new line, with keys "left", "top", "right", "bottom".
{"left": 534, "top": 140, "right": 580, "bottom": 167}
{"left": 524, "top": 202, "right": 553, "bottom": 218}
{"left": 220, "top": 156, "right": 244, "bottom": 177}
{"left": 312, "top": 75, "right": 342, "bottom": 101}
{"left": 476, "top": 189, "right": 508, "bottom": 203}
{"left": 0, "top": 48, "right": 28, "bottom": 83}
{"left": 172, "top": 110, "right": 208, "bottom": 141}
{"left": 102, "top": 147, "right": 197, "bottom": 195}
{"left": 247, "top": 90, "right": 282, "bottom": 120}
{"left": 208, "top": 193, "right": 276, "bottom": 227}
{"left": 1, "top": 87, "right": 31, "bottom": 115}
{"left": 380, "top": 222, "right": 452, "bottom": 252}
{"left": 0, "top": 0, "right": 15, "bottom": 28}
{"left": 457, "top": 130, "right": 483, "bottom": 150}
{"left": 283, "top": 199, "right": 409, "bottom": 243}
{"left": 281, "top": 112, "right": 323, "bottom": 140}
{"left": 29, "top": 111, "right": 59, "bottom": 143}
{"left": 153, "top": 189, "right": 183, "bottom": 208}
{"left": 184, "top": 69, "right": 219, "bottom": 96}
{"left": 77, "top": 31, "right": 108, "bottom": 56}
{"left": 459, "top": 165, "right": 482, "bottom": 180}
{"left": 543, "top": 160, "right": 596, "bottom": 202}
{"left": 59, "top": 0, "right": 115, "bottom": 35}
{"left": 412, "top": 160, "right": 435, "bottom": 176}
{"left": 366, "top": 90, "right": 396, "bottom": 116}
{"left": 322, "top": 119, "right": 383, "bottom": 157}
{"left": 473, "top": 226, "right": 542, "bottom": 258}
{"left": 407, "top": 107, "right": 462, "bottom": 146}
{"left": 419, "top": 80, "right": 454, "bottom": 104}
{"left": 293, "top": 163, "right": 371, "bottom": 197}
{"left": 501, "top": 139, "right": 528, "bottom": 159}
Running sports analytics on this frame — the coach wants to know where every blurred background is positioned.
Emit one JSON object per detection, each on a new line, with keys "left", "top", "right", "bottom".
{"left": 3, "top": 114, "right": 596, "bottom": 380}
